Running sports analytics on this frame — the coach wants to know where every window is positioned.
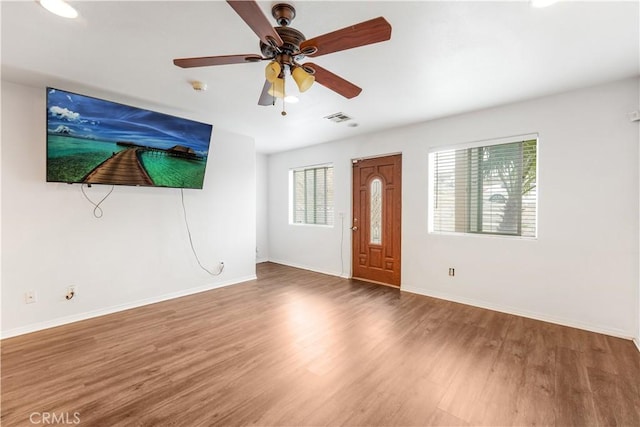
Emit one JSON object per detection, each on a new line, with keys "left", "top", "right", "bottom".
{"left": 370, "top": 178, "right": 382, "bottom": 244}
{"left": 429, "top": 136, "right": 537, "bottom": 237}
{"left": 291, "top": 165, "right": 334, "bottom": 226}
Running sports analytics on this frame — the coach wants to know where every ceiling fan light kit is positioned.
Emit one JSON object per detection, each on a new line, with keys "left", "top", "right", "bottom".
{"left": 173, "top": 1, "right": 392, "bottom": 114}
{"left": 291, "top": 66, "right": 314, "bottom": 93}
{"left": 268, "top": 76, "right": 285, "bottom": 98}
{"left": 265, "top": 61, "right": 281, "bottom": 83}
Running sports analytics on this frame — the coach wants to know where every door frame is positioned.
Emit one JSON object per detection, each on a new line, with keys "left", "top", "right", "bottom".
{"left": 350, "top": 152, "right": 402, "bottom": 287}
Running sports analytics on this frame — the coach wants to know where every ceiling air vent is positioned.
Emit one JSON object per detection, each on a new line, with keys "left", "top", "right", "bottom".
{"left": 324, "top": 112, "right": 352, "bottom": 123}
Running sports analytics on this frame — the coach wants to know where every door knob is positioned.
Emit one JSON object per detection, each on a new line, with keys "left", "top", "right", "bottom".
{"left": 351, "top": 226, "right": 358, "bottom": 231}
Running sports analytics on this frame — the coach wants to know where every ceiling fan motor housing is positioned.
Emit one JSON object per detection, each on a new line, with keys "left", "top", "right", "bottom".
{"left": 260, "top": 26, "right": 307, "bottom": 61}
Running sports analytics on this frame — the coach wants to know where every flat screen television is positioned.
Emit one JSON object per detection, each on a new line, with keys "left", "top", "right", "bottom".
{"left": 46, "top": 87, "right": 213, "bottom": 189}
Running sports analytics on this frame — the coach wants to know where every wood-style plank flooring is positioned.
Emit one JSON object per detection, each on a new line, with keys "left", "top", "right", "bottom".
{"left": 2, "top": 262, "right": 639, "bottom": 426}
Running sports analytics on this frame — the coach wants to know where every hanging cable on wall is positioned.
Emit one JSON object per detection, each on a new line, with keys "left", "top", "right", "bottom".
{"left": 180, "top": 188, "right": 224, "bottom": 277}
{"left": 81, "top": 184, "right": 114, "bottom": 218}
{"left": 340, "top": 213, "right": 345, "bottom": 277}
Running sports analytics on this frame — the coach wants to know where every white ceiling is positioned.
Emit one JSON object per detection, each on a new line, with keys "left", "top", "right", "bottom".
{"left": 2, "top": 1, "right": 638, "bottom": 153}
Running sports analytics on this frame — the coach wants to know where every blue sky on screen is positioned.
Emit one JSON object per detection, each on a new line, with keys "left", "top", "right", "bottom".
{"left": 47, "top": 88, "right": 212, "bottom": 154}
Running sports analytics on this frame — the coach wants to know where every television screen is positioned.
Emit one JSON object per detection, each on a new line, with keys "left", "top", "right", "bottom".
{"left": 46, "top": 87, "right": 213, "bottom": 189}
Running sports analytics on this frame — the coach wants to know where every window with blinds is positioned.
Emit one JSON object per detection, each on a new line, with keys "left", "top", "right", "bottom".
{"left": 292, "top": 165, "right": 334, "bottom": 226}
{"left": 429, "top": 138, "right": 537, "bottom": 237}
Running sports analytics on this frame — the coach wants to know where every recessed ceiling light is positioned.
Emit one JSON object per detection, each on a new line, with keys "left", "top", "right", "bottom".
{"left": 530, "top": 0, "right": 559, "bottom": 8}
{"left": 38, "top": 0, "right": 78, "bottom": 19}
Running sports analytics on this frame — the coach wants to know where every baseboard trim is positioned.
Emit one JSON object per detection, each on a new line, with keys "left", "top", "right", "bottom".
{"left": 634, "top": 337, "right": 640, "bottom": 353}
{"left": 401, "top": 285, "right": 635, "bottom": 341}
{"left": 267, "top": 259, "right": 350, "bottom": 279}
{"left": 1, "top": 274, "right": 257, "bottom": 340}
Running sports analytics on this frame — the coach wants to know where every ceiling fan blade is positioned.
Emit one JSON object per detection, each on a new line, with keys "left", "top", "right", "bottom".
{"left": 304, "top": 63, "right": 362, "bottom": 99}
{"left": 300, "top": 17, "right": 391, "bottom": 58}
{"left": 173, "top": 54, "right": 263, "bottom": 68}
{"left": 227, "top": 0, "right": 283, "bottom": 47}
{"left": 258, "top": 80, "right": 275, "bottom": 106}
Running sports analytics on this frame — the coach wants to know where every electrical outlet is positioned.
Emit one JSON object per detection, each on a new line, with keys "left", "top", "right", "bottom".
{"left": 66, "top": 285, "right": 76, "bottom": 300}
{"left": 25, "top": 291, "right": 37, "bottom": 304}
{"left": 448, "top": 268, "right": 455, "bottom": 277}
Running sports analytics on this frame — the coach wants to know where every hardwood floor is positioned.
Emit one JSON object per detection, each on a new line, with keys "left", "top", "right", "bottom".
{"left": 2, "top": 262, "right": 639, "bottom": 426}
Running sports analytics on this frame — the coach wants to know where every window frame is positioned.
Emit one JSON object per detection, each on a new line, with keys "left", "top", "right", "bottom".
{"left": 428, "top": 133, "right": 538, "bottom": 239}
{"left": 289, "top": 163, "right": 335, "bottom": 227}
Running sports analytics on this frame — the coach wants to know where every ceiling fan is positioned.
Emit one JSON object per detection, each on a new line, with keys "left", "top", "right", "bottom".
{"left": 173, "top": 1, "right": 392, "bottom": 113}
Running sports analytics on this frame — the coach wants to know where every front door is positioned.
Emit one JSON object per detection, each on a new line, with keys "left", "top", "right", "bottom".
{"left": 351, "top": 154, "right": 402, "bottom": 287}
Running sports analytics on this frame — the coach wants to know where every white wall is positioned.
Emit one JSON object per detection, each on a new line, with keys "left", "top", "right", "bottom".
{"left": 256, "top": 153, "right": 269, "bottom": 263}
{"left": 268, "top": 77, "right": 640, "bottom": 339}
{"left": 1, "top": 81, "right": 257, "bottom": 337}
{"left": 634, "top": 77, "right": 640, "bottom": 350}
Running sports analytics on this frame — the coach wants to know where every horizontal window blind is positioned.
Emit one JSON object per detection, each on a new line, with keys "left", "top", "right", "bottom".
{"left": 431, "top": 139, "right": 537, "bottom": 237}
{"left": 293, "top": 166, "right": 334, "bottom": 225}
